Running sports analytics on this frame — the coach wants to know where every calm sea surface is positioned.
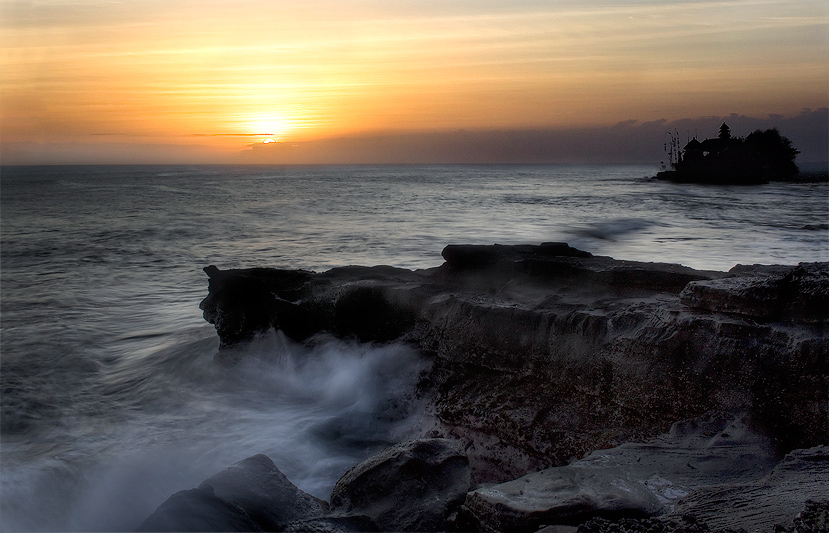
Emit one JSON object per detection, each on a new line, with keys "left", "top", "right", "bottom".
{"left": 1, "top": 165, "right": 827, "bottom": 531}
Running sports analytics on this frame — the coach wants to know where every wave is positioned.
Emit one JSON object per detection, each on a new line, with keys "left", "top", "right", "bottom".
{"left": 1, "top": 330, "right": 430, "bottom": 532}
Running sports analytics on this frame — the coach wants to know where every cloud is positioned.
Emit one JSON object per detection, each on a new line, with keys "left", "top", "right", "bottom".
{"left": 4, "top": 109, "right": 825, "bottom": 166}
{"left": 236, "top": 109, "right": 828, "bottom": 165}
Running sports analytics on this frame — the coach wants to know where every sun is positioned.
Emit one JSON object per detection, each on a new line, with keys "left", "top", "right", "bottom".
{"left": 263, "top": 138, "right": 276, "bottom": 144}
{"left": 249, "top": 116, "right": 292, "bottom": 138}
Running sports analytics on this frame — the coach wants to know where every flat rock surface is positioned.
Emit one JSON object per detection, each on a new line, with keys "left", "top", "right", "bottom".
{"left": 462, "top": 414, "right": 779, "bottom": 530}
{"left": 664, "top": 445, "right": 829, "bottom": 531}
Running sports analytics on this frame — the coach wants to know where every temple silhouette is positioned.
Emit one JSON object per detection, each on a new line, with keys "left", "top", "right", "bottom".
{"left": 656, "top": 123, "right": 800, "bottom": 184}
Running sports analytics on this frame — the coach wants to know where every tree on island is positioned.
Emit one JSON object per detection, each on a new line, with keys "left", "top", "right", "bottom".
{"left": 658, "top": 123, "right": 800, "bottom": 184}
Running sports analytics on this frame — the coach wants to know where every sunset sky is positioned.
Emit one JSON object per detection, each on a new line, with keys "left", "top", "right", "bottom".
{"left": 1, "top": 0, "right": 827, "bottom": 164}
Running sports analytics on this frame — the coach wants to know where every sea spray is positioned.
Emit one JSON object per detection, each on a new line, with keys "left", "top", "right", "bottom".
{"left": 1, "top": 329, "right": 430, "bottom": 532}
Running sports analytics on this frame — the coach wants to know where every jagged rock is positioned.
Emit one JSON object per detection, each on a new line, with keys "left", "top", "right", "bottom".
{"left": 460, "top": 414, "right": 777, "bottom": 531}
{"left": 785, "top": 499, "right": 829, "bottom": 533}
{"left": 330, "top": 438, "right": 471, "bottom": 532}
{"left": 137, "top": 454, "right": 327, "bottom": 532}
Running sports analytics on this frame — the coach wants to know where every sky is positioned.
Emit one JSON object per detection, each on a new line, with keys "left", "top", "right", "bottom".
{"left": 1, "top": 0, "right": 827, "bottom": 164}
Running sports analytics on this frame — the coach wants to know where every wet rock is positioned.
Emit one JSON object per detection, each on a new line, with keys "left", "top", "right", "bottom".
{"left": 464, "top": 465, "right": 662, "bottom": 530}
{"left": 282, "top": 515, "right": 379, "bottom": 532}
{"left": 460, "top": 414, "right": 777, "bottom": 531}
{"left": 137, "top": 454, "right": 327, "bottom": 532}
{"left": 664, "top": 445, "right": 829, "bottom": 531}
{"left": 200, "top": 245, "right": 828, "bottom": 481}
{"left": 198, "top": 454, "right": 328, "bottom": 530}
{"left": 136, "top": 486, "right": 261, "bottom": 532}
{"left": 330, "top": 438, "right": 471, "bottom": 532}
{"left": 680, "top": 262, "right": 829, "bottom": 323}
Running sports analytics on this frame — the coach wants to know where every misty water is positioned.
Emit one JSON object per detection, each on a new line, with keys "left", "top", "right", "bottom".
{"left": 1, "top": 165, "right": 827, "bottom": 531}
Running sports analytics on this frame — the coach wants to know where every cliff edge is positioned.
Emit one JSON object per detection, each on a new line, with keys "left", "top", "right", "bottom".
{"left": 190, "top": 244, "right": 827, "bottom": 530}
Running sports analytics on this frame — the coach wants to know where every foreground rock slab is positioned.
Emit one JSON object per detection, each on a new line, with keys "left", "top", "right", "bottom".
{"left": 664, "top": 445, "right": 829, "bottom": 531}
{"left": 460, "top": 414, "right": 778, "bottom": 530}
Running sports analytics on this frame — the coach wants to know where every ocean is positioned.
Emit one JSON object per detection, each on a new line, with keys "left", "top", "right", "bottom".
{"left": 1, "top": 164, "right": 827, "bottom": 531}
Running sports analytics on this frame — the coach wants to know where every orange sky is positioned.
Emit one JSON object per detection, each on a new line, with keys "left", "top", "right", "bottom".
{"left": 1, "top": 0, "right": 827, "bottom": 164}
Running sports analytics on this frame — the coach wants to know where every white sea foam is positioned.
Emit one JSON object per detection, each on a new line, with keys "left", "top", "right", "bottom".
{"left": 1, "top": 329, "right": 429, "bottom": 531}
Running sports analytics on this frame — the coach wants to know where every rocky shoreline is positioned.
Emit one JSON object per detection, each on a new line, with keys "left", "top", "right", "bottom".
{"left": 142, "top": 244, "right": 827, "bottom": 531}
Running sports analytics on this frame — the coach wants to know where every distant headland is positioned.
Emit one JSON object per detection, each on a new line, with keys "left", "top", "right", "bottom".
{"left": 655, "top": 123, "right": 826, "bottom": 184}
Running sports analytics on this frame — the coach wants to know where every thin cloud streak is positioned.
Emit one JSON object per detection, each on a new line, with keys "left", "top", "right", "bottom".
{"left": 1, "top": 0, "right": 826, "bottom": 157}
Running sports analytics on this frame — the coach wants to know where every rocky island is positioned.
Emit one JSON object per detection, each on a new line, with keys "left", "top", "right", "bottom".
{"left": 654, "top": 123, "right": 807, "bottom": 185}
{"left": 140, "top": 244, "right": 828, "bottom": 531}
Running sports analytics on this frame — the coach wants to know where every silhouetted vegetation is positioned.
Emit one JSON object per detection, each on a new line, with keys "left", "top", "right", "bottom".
{"left": 657, "top": 123, "right": 801, "bottom": 184}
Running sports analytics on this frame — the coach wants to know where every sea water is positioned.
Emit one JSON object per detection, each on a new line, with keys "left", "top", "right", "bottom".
{"left": 1, "top": 165, "right": 827, "bottom": 531}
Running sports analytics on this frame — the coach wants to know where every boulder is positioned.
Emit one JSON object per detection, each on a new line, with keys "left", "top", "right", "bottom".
{"left": 137, "top": 454, "right": 327, "bottom": 532}
{"left": 198, "top": 454, "right": 328, "bottom": 530}
{"left": 330, "top": 438, "right": 471, "bottom": 532}
{"left": 136, "top": 486, "right": 260, "bottom": 532}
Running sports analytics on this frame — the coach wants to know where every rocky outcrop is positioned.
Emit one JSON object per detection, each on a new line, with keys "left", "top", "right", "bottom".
{"left": 680, "top": 261, "right": 829, "bottom": 323}
{"left": 200, "top": 244, "right": 827, "bottom": 482}
{"left": 195, "top": 244, "right": 828, "bottom": 531}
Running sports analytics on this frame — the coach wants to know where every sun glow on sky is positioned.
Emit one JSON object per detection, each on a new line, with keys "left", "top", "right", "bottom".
{"left": 1, "top": 0, "right": 827, "bottom": 164}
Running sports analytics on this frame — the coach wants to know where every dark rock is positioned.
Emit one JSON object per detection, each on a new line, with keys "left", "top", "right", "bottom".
{"left": 200, "top": 266, "right": 316, "bottom": 346}
{"left": 136, "top": 486, "right": 261, "bottom": 532}
{"left": 441, "top": 242, "right": 592, "bottom": 268}
{"left": 330, "top": 438, "right": 471, "bottom": 532}
{"left": 283, "top": 515, "right": 380, "bottom": 532}
{"left": 680, "top": 262, "right": 829, "bottom": 323}
{"left": 200, "top": 246, "right": 828, "bottom": 481}
{"left": 663, "top": 446, "right": 829, "bottom": 531}
{"left": 137, "top": 454, "right": 327, "bottom": 532}
{"left": 460, "top": 414, "right": 776, "bottom": 531}
{"left": 198, "top": 454, "right": 328, "bottom": 530}
{"left": 784, "top": 499, "right": 829, "bottom": 533}
{"left": 331, "top": 284, "right": 417, "bottom": 342}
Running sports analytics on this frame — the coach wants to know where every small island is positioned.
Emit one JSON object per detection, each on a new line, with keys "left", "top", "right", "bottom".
{"left": 655, "top": 123, "right": 801, "bottom": 184}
